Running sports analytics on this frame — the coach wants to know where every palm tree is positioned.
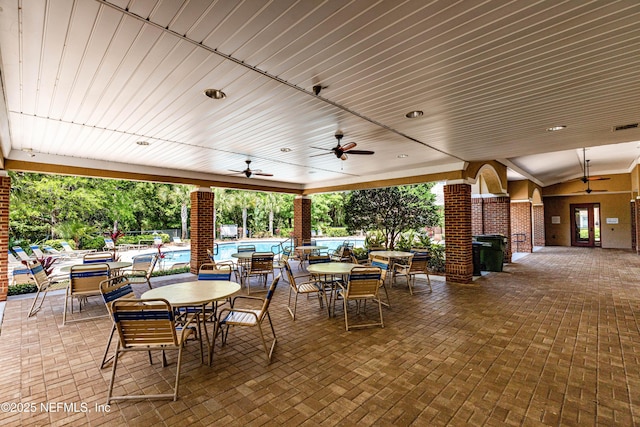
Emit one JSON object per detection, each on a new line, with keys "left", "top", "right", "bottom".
{"left": 174, "top": 185, "right": 193, "bottom": 240}
{"left": 264, "top": 192, "right": 282, "bottom": 237}
{"left": 233, "top": 191, "right": 257, "bottom": 238}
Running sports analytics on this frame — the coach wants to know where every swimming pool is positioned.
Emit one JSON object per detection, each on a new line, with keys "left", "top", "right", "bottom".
{"left": 156, "top": 238, "right": 364, "bottom": 267}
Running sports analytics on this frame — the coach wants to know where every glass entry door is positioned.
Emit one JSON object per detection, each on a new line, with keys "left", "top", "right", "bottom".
{"left": 570, "top": 203, "right": 600, "bottom": 247}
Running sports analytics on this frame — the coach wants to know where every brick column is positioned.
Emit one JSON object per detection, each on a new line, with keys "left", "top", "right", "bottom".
{"left": 631, "top": 200, "right": 636, "bottom": 252}
{"left": 444, "top": 183, "right": 473, "bottom": 284}
{"left": 293, "top": 196, "right": 312, "bottom": 246}
{"left": 635, "top": 197, "right": 640, "bottom": 254}
{"left": 510, "top": 201, "right": 533, "bottom": 253}
{"left": 0, "top": 174, "right": 9, "bottom": 301}
{"left": 482, "top": 196, "right": 512, "bottom": 262}
{"left": 189, "top": 188, "right": 214, "bottom": 274}
{"left": 532, "top": 204, "right": 545, "bottom": 247}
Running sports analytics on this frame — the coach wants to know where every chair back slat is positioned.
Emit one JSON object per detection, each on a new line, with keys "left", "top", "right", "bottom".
{"left": 250, "top": 252, "right": 274, "bottom": 272}
{"left": 27, "top": 261, "right": 49, "bottom": 288}
{"left": 83, "top": 251, "right": 114, "bottom": 264}
{"left": 308, "top": 255, "right": 330, "bottom": 264}
{"left": 408, "top": 252, "right": 429, "bottom": 272}
{"left": 370, "top": 257, "right": 390, "bottom": 280}
{"left": 347, "top": 267, "right": 382, "bottom": 298}
{"left": 198, "top": 263, "right": 232, "bottom": 281}
{"left": 259, "top": 274, "right": 280, "bottom": 318}
{"left": 112, "top": 299, "right": 178, "bottom": 347}
{"left": 100, "top": 276, "right": 134, "bottom": 305}
{"left": 70, "top": 264, "right": 110, "bottom": 294}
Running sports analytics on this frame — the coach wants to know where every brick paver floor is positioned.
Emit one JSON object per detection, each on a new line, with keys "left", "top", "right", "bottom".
{"left": 0, "top": 246, "right": 639, "bottom": 426}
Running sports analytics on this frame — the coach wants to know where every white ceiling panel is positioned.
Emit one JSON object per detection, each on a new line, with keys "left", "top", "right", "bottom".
{"left": 1, "top": 0, "right": 640, "bottom": 190}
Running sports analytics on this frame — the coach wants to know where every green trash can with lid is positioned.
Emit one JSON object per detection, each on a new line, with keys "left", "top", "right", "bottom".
{"left": 473, "top": 234, "right": 507, "bottom": 272}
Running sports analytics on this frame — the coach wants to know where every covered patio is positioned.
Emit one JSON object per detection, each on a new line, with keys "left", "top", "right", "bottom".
{"left": 1, "top": 247, "right": 638, "bottom": 425}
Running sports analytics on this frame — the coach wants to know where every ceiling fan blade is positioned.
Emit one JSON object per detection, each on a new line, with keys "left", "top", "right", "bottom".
{"left": 584, "top": 176, "right": 610, "bottom": 181}
{"left": 341, "top": 142, "right": 357, "bottom": 151}
{"left": 310, "top": 152, "right": 332, "bottom": 157}
{"left": 253, "top": 172, "right": 273, "bottom": 177}
{"left": 346, "top": 150, "right": 375, "bottom": 155}
{"left": 340, "top": 153, "right": 348, "bottom": 161}
{"left": 228, "top": 170, "right": 243, "bottom": 174}
{"left": 310, "top": 146, "right": 331, "bottom": 151}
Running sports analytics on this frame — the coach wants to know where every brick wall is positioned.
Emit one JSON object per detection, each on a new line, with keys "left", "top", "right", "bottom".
{"left": 532, "top": 205, "right": 545, "bottom": 247}
{"left": 510, "top": 202, "right": 532, "bottom": 253}
{"left": 293, "top": 196, "right": 312, "bottom": 246}
{"left": 444, "top": 183, "right": 473, "bottom": 283}
{"left": 482, "top": 196, "right": 512, "bottom": 262}
{"left": 0, "top": 176, "right": 9, "bottom": 301}
{"left": 189, "top": 189, "right": 214, "bottom": 274}
{"left": 471, "top": 198, "right": 483, "bottom": 235}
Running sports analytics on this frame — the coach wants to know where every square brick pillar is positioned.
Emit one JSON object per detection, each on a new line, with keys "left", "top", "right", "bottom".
{"left": 190, "top": 188, "right": 214, "bottom": 274}
{"left": 532, "top": 204, "right": 545, "bottom": 247}
{"left": 510, "top": 201, "right": 533, "bottom": 253}
{"left": 293, "top": 196, "right": 312, "bottom": 246}
{"left": 0, "top": 174, "right": 9, "bottom": 301}
{"left": 631, "top": 200, "right": 636, "bottom": 252}
{"left": 482, "top": 196, "right": 512, "bottom": 262}
{"left": 444, "top": 183, "right": 473, "bottom": 284}
{"left": 635, "top": 197, "right": 640, "bottom": 254}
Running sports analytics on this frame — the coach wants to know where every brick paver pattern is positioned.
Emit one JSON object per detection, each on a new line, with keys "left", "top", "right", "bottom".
{"left": 0, "top": 247, "right": 639, "bottom": 426}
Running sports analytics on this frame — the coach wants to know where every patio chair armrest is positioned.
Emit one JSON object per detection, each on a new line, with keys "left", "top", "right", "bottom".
{"left": 230, "top": 295, "right": 265, "bottom": 307}
{"left": 124, "top": 269, "right": 147, "bottom": 277}
{"left": 177, "top": 312, "right": 199, "bottom": 340}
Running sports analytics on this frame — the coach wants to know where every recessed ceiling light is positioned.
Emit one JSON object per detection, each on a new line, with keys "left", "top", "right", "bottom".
{"left": 204, "top": 88, "right": 226, "bottom": 99}
{"left": 136, "top": 141, "right": 150, "bottom": 146}
{"left": 397, "top": 154, "right": 408, "bottom": 158}
{"left": 405, "top": 110, "right": 423, "bottom": 119}
{"left": 546, "top": 125, "right": 567, "bottom": 131}
{"left": 280, "top": 148, "right": 292, "bottom": 152}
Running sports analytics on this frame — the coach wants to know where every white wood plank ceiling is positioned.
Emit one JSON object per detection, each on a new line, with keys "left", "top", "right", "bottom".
{"left": 1, "top": 0, "right": 640, "bottom": 190}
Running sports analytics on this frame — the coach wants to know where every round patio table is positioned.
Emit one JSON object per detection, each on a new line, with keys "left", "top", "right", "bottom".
{"left": 307, "top": 262, "right": 359, "bottom": 317}
{"left": 60, "top": 261, "right": 132, "bottom": 273}
{"left": 142, "top": 280, "right": 241, "bottom": 365}
{"left": 368, "top": 250, "right": 413, "bottom": 260}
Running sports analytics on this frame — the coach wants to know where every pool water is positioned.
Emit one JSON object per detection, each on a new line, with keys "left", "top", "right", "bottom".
{"left": 158, "top": 238, "right": 364, "bottom": 266}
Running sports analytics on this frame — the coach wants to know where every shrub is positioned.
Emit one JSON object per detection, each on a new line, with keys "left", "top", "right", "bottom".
{"left": 8, "top": 283, "right": 38, "bottom": 296}
{"left": 151, "top": 266, "right": 190, "bottom": 276}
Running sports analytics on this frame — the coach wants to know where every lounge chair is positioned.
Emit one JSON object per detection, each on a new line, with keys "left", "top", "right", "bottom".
{"left": 60, "top": 241, "right": 95, "bottom": 257}
{"left": 172, "top": 237, "right": 187, "bottom": 246}
{"left": 12, "top": 246, "right": 33, "bottom": 262}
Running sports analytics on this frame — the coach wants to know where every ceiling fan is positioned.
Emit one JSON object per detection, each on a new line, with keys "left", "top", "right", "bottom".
{"left": 228, "top": 160, "right": 273, "bottom": 178}
{"left": 573, "top": 159, "right": 608, "bottom": 194}
{"left": 310, "top": 132, "right": 375, "bottom": 161}
{"left": 571, "top": 148, "right": 610, "bottom": 183}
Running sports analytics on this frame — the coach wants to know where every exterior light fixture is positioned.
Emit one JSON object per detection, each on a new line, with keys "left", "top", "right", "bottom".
{"left": 546, "top": 125, "right": 567, "bottom": 132}
{"left": 280, "top": 148, "right": 292, "bottom": 152}
{"left": 204, "top": 88, "right": 226, "bottom": 99}
{"left": 405, "top": 110, "right": 423, "bottom": 119}
{"left": 21, "top": 148, "right": 35, "bottom": 157}
{"left": 136, "top": 141, "right": 150, "bottom": 146}
{"left": 397, "top": 154, "right": 408, "bottom": 158}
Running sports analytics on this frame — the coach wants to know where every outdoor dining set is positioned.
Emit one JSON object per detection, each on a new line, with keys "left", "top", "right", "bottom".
{"left": 19, "top": 241, "right": 433, "bottom": 404}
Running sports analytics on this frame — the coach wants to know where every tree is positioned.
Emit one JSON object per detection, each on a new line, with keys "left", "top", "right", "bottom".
{"left": 344, "top": 185, "right": 439, "bottom": 249}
